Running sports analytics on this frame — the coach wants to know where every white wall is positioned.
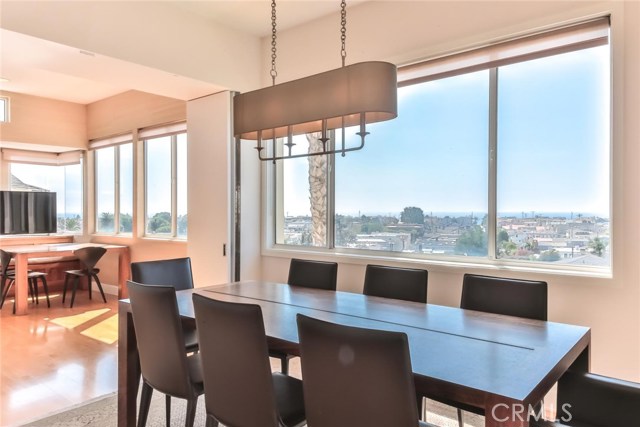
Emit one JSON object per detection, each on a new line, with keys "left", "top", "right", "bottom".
{"left": 187, "top": 92, "right": 233, "bottom": 286}
{"left": 259, "top": 1, "right": 640, "bottom": 382}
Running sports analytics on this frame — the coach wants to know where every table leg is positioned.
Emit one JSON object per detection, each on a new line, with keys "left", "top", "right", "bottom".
{"left": 118, "top": 301, "right": 140, "bottom": 427}
{"left": 13, "top": 254, "right": 29, "bottom": 315}
{"left": 117, "top": 248, "right": 131, "bottom": 299}
{"left": 485, "top": 396, "right": 529, "bottom": 427}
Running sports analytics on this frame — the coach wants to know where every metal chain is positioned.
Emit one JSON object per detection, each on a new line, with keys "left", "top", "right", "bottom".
{"left": 270, "top": 0, "right": 278, "bottom": 85}
{"left": 340, "top": 0, "right": 347, "bottom": 67}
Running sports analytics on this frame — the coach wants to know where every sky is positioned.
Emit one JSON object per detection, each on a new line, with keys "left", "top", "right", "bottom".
{"left": 284, "top": 44, "right": 610, "bottom": 218}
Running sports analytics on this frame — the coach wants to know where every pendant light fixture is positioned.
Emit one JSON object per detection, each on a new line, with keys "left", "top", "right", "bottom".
{"left": 233, "top": 0, "right": 398, "bottom": 162}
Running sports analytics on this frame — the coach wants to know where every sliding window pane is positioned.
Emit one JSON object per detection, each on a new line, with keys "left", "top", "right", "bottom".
{"left": 176, "top": 133, "right": 188, "bottom": 238}
{"left": 95, "top": 147, "right": 115, "bottom": 233}
{"left": 145, "top": 136, "right": 172, "bottom": 235}
{"left": 119, "top": 143, "right": 133, "bottom": 233}
{"left": 335, "top": 71, "right": 490, "bottom": 256}
{"left": 496, "top": 45, "right": 610, "bottom": 265}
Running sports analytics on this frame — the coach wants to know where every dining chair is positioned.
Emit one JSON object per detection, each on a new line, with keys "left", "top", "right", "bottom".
{"left": 63, "top": 246, "right": 107, "bottom": 308}
{"left": 363, "top": 264, "right": 428, "bottom": 303}
{"left": 297, "top": 314, "right": 436, "bottom": 427}
{"left": 423, "top": 273, "right": 548, "bottom": 426}
{"left": 131, "top": 257, "right": 198, "bottom": 352}
{"left": 287, "top": 258, "right": 338, "bottom": 291}
{"left": 128, "top": 281, "right": 204, "bottom": 427}
{"left": 271, "top": 258, "right": 339, "bottom": 374}
{"left": 532, "top": 371, "right": 640, "bottom": 427}
{"left": 192, "top": 294, "right": 306, "bottom": 427}
{"left": 0, "top": 249, "right": 50, "bottom": 312}
{"left": 460, "top": 273, "right": 548, "bottom": 321}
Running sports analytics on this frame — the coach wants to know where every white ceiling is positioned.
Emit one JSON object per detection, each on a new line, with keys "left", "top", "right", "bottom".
{"left": 0, "top": 1, "right": 362, "bottom": 105}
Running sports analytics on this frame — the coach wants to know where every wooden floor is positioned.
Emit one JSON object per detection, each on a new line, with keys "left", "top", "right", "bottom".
{"left": 0, "top": 291, "right": 119, "bottom": 426}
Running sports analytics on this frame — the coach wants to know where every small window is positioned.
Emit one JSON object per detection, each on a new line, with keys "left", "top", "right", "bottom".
{"left": 0, "top": 97, "right": 9, "bottom": 122}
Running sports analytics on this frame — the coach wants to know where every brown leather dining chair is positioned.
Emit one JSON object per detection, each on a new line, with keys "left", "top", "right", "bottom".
{"left": 271, "top": 258, "right": 339, "bottom": 375}
{"left": 63, "top": 246, "right": 107, "bottom": 308}
{"left": 131, "top": 257, "right": 198, "bottom": 352}
{"left": 532, "top": 371, "right": 640, "bottom": 427}
{"left": 422, "top": 273, "right": 548, "bottom": 426}
{"left": 128, "top": 281, "right": 204, "bottom": 427}
{"left": 363, "top": 264, "right": 428, "bottom": 303}
{"left": 297, "top": 314, "right": 435, "bottom": 427}
{"left": 192, "top": 294, "right": 306, "bottom": 427}
{"left": 0, "top": 249, "right": 50, "bottom": 312}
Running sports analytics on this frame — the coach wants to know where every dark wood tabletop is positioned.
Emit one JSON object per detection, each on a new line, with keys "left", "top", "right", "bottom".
{"left": 118, "top": 280, "right": 591, "bottom": 427}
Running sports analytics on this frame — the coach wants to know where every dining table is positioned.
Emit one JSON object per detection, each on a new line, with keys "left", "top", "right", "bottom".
{"left": 4, "top": 242, "right": 130, "bottom": 315}
{"left": 118, "top": 280, "right": 591, "bottom": 427}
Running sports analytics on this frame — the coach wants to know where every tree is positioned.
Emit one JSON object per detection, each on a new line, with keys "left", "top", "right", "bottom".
{"left": 497, "top": 229, "right": 510, "bottom": 244}
{"left": 539, "top": 249, "right": 561, "bottom": 262}
{"left": 178, "top": 214, "right": 188, "bottom": 236}
{"left": 148, "top": 212, "right": 171, "bottom": 233}
{"left": 400, "top": 206, "right": 424, "bottom": 225}
{"left": 454, "top": 225, "right": 487, "bottom": 256}
{"left": 589, "top": 237, "right": 606, "bottom": 257}
{"left": 120, "top": 213, "right": 133, "bottom": 233}
{"left": 99, "top": 212, "right": 114, "bottom": 231}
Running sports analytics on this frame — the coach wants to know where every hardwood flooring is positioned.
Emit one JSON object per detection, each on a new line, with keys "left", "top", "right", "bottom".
{"left": 1, "top": 292, "right": 119, "bottom": 426}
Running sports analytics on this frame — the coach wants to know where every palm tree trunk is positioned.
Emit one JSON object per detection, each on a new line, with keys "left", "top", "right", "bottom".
{"left": 307, "top": 134, "right": 327, "bottom": 246}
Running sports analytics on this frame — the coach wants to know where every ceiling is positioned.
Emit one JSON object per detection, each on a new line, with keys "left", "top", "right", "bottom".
{"left": 0, "top": 1, "right": 363, "bottom": 105}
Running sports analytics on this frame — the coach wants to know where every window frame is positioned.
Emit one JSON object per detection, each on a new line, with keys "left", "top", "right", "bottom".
{"left": 0, "top": 96, "right": 9, "bottom": 122}
{"left": 93, "top": 142, "right": 133, "bottom": 236}
{"left": 142, "top": 128, "right": 187, "bottom": 240}
{"left": 264, "top": 17, "right": 613, "bottom": 278}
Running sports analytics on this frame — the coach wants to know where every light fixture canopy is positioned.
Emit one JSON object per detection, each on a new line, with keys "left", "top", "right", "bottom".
{"left": 233, "top": 1, "right": 398, "bottom": 161}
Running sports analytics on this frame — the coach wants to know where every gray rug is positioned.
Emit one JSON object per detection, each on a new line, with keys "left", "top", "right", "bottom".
{"left": 21, "top": 392, "right": 483, "bottom": 427}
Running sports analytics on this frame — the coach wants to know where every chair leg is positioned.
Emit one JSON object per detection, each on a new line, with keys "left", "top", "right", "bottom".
{"left": 33, "top": 278, "right": 40, "bottom": 304}
{"left": 281, "top": 355, "right": 290, "bottom": 375}
{"left": 457, "top": 408, "right": 464, "bottom": 427}
{"left": 88, "top": 274, "right": 92, "bottom": 300}
{"left": 28, "top": 278, "right": 35, "bottom": 303}
{"left": 165, "top": 395, "right": 171, "bottom": 427}
{"left": 137, "top": 382, "right": 153, "bottom": 427}
{"left": 41, "top": 276, "right": 50, "bottom": 308}
{"left": 62, "top": 274, "right": 70, "bottom": 303}
{"left": 93, "top": 274, "right": 107, "bottom": 303}
{"left": 70, "top": 276, "right": 80, "bottom": 308}
{"left": 185, "top": 397, "right": 198, "bottom": 427}
{"left": 205, "top": 415, "right": 219, "bottom": 427}
{"left": 0, "top": 279, "right": 13, "bottom": 309}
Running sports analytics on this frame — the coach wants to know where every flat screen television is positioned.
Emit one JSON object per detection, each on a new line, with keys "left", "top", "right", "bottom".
{"left": 0, "top": 191, "right": 57, "bottom": 234}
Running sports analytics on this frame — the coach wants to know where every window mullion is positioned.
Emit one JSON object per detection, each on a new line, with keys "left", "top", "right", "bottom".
{"left": 487, "top": 68, "right": 498, "bottom": 260}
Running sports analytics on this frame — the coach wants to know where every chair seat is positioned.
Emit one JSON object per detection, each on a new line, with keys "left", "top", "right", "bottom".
{"left": 65, "top": 268, "right": 100, "bottom": 276}
{"left": 272, "top": 372, "right": 306, "bottom": 427}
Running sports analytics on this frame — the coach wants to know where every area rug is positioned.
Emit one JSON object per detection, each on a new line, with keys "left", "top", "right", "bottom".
{"left": 21, "top": 393, "right": 483, "bottom": 427}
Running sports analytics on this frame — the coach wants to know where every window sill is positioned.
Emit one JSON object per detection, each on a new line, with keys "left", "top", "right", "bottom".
{"left": 262, "top": 244, "right": 612, "bottom": 280}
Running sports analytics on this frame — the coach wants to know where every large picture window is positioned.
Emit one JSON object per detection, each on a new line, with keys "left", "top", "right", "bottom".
{"left": 272, "top": 18, "right": 611, "bottom": 271}
{"left": 142, "top": 123, "right": 188, "bottom": 239}
{"left": 10, "top": 160, "right": 83, "bottom": 234}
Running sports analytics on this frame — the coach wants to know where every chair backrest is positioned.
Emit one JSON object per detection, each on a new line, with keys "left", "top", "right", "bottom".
{"left": 127, "top": 281, "right": 193, "bottom": 399}
{"left": 192, "top": 294, "right": 282, "bottom": 427}
{"left": 460, "top": 273, "right": 548, "bottom": 321}
{"left": 287, "top": 258, "right": 338, "bottom": 290}
{"left": 557, "top": 371, "right": 640, "bottom": 426}
{"left": 363, "top": 264, "right": 428, "bottom": 303}
{"left": 297, "top": 314, "right": 420, "bottom": 427}
{"left": 131, "top": 257, "right": 194, "bottom": 291}
{"left": 74, "top": 246, "right": 107, "bottom": 272}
